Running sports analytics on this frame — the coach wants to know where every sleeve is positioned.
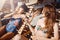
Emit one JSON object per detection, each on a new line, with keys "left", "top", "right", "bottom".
{"left": 6, "top": 25, "right": 16, "bottom": 33}
{"left": 9, "top": 25, "right": 16, "bottom": 32}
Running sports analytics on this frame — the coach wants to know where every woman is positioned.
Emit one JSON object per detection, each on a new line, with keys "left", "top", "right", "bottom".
{"left": 0, "top": 2, "right": 29, "bottom": 40}
{"left": 28, "top": 5, "right": 59, "bottom": 40}
{"left": 30, "top": 8, "right": 43, "bottom": 27}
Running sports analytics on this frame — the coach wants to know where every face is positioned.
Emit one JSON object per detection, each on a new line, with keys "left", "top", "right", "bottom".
{"left": 42, "top": 7, "right": 50, "bottom": 16}
{"left": 17, "top": 7, "right": 24, "bottom": 14}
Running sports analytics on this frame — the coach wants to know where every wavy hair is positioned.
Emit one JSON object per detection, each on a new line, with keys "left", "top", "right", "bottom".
{"left": 42, "top": 5, "right": 56, "bottom": 35}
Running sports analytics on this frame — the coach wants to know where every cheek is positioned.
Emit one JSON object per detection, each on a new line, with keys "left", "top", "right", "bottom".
{"left": 42, "top": 9, "right": 45, "bottom": 14}
{"left": 42, "top": 11, "right": 44, "bottom": 14}
{"left": 21, "top": 10, "right": 24, "bottom": 13}
{"left": 18, "top": 8, "right": 24, "bottom": 13}
{"left": 20, "top": 8, "right": 24, "bottom": 12}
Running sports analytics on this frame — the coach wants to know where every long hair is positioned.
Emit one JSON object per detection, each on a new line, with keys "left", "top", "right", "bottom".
{"left": 42, "top": 5, "right": 56, "bottom": 34}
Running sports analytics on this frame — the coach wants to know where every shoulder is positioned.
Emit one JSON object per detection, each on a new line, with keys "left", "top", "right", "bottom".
{"left": 53, "top": 22, "right": 59, "bottom": 29}
{"left": 54, "top": 22, "right": 58, "bottom": 27}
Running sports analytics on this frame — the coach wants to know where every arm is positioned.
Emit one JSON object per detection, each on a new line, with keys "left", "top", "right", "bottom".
{"left": 27, "top": 23, "right": 35, "bottom": 35}
{"left": 53, "top": 23, "right": 59, "bottom": 40}
{"left": 22, "top": 14, "right": 35, "bottom": 35}
{"left": 18, "top": 22, "right": 26, "bottom": 34}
